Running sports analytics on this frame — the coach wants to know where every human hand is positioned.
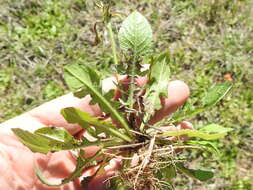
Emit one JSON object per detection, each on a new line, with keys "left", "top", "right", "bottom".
{"left": 0, "top": 76, "right": 191, "bottom": 190}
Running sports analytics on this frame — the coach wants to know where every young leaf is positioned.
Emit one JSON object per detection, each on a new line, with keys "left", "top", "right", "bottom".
{"left": 118, "top": 11, "right": 153, "bottom": 56}
{"left": 61, "top": 107, "right": 132, "bottom": 142}
{"left": 159, "top": 124, "right": 233, "bottom": 140}
{"left": 64, "top": 64, "right": 132, "bottom": 138}
{"left": 145, "top": 52, "right": 171, "bottom": 111}
{"left": 12, "top": 128, "right": 99, "bottom": 154}
{"left": 176, "top": 163, "right": 214, "bottom": 181}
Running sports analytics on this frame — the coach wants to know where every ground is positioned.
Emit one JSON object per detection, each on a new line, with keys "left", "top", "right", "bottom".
{"left": 0, "top": 0, "right": 252, "bottom": 189}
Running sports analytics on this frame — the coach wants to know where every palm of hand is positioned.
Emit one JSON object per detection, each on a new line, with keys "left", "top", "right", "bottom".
{"left": 0, "top": 79, "right": 191, "bottom": 190}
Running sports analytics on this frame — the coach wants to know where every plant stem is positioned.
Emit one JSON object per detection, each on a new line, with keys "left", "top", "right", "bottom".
{"left": 128, "top": 61, "right": 135, "bottom": 109}
{"left": 128, "top": 54, "right": 139, "bottom": 110}
{"left": 106, "top": 22, "right": 118, "bottom": 65}
{"left": 105, "top": 142, "right": 148, "bottom": 150}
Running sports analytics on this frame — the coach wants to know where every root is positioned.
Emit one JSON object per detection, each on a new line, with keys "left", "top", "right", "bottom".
{"left": 104, "top": 140, "right": 201, "bottom": 190}
{"left": 115, "top": 143, "right": 178, "bottom": 190}
{"left": 133, "top": 134, "right": 156, "bottom": 189}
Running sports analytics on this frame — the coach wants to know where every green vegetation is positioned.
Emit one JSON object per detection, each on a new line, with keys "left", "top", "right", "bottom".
{"left": 0, "top": 0, "right": 252, "bottom": 189}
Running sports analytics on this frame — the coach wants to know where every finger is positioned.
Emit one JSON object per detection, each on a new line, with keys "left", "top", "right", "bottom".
{"left": 109, "top": 77, "right": 190, "bottom": 128}
{"left": 1, "top": 75, "right": 127, "bottom": 135}
{"left": 29, "top": 94, "right": 102, "bottom": 134}
{"left": 148, "top": 80, "right": 190, "bottom": 125}
{"left": 155, "top": 121, "right": 194, "bottom": 141}
{"left": 177, "top": 121, "right": 194, "bottom": 130}
{"left": 0, "top": 94, "right": 102, "bottom": 135}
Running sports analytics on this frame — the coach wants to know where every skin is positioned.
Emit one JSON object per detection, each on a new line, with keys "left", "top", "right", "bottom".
{"left": 0, "top": 77, "right": 191, "bottom": 190}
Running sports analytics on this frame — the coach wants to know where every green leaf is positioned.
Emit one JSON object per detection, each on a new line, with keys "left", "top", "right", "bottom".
{"left": 12, "top": 128, "right": 99, "bottom": 154}
{"left": 12, "top": 128, "right": 56, "bottom": 154}
{"left": 61, "top": 107, "right": 132, "bottom": 142}
{"left": 201, "top": 81, "right": 232, "bottom": 107}
{"left": 64, "top": 70, "right": 83, "bottom": 91}
{"left": 81, "top": 155, "right": 112, "bottom": 189}
{"left": 159, "top": 124, "right": 233, "bottom": 140}
{"left": 140, "top": 52, "right": 171, "bottom": 130}
{"left": 64, "top": 64, "right": 100, "bottom": 94}
{"left": 118, "top": 11, "right": 152, "bottom": 56}
{"left": 36, "top": 150, "right": 102, "bottom": 186}
{"left": 176, "top": 163, "right": 214, "bottom": 181}
{"left": 64, "top": 64, "right": 132, "bottom": 139}
{"left": 61, "top": 150, "right": 99, "bottom": 184}
{"left": 35, "top": 166, "right": 60, "bottom": 187}
{"left": 145, "top": 52, "right": 171, "bottom": 111}
{"left": 199, "top": 123, "right": 232, "bottom": 134}
{"left": 172, "top": 82, "right": 232, "bottom": 122}
{"left": 34, "top": 127, "right": 74, "bottom": 143}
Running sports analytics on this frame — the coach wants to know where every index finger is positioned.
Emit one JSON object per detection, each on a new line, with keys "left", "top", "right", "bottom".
{"left": 0, "top": 94, "right": 101, "bottom": 135}
{"left": 0, "top": 75, "right": 123, "bottom": 135}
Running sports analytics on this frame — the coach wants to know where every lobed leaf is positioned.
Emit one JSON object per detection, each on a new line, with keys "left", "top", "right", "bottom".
{"left": 61, "top": 107, "right": 132, "bottom": 142}
{"left": 145, "top": 52, "right": 171, "bottom": 111}
{"left": 118, "top": 11, "right": 153, "bottom": 56}
{"left": 64, "top": 64, "right": 132, "bottom": 139}
{"left": 140, "top": 52, "right": 171, "bottom": 130}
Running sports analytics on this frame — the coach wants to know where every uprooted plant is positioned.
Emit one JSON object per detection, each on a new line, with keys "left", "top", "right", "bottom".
{"left": 12, "top": 3, "right": 233, "bottom": 190}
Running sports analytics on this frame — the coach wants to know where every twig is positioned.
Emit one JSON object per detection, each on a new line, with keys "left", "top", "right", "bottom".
{"left": 105, "top": 142, "right": 147, "bottom": 150}
{"left": 129, "top": 129, "right": 150, "bottom": 138}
